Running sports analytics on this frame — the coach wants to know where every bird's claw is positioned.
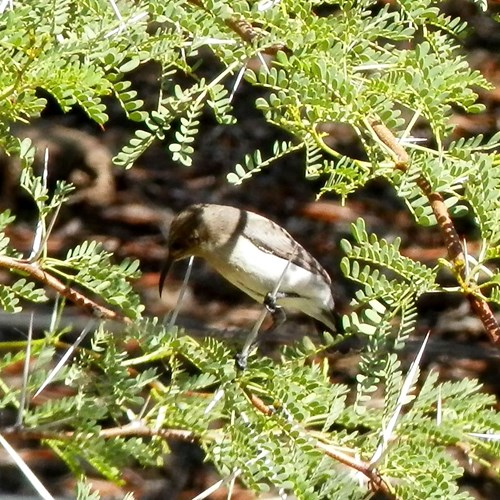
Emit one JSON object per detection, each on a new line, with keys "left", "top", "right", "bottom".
{"left": 236, "top": 293, "right": 288, "bottom": 370}
{"left": 264, "top": 292, "right": 286, "bottom": 330}
{"left": 235, "top": 340, "right": 260, "bottom": 370}
{"left": 264, "top": 292, "right": 278, "bottom": 312}
{"left": 235, "top": 351, "right": 248, "bottom": 370}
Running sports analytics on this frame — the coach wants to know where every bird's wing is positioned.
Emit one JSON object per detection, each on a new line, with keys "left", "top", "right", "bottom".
{"left": 243, "top": 217, "right": 332, "bottom": 286}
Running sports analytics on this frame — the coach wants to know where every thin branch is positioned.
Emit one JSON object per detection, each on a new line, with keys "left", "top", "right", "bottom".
{"left": 166, "top": 255, "right": 194, "bottom": 329}
{"left": 366, "top": 120, "right": 500, "bottom": 344}
{"left": 315, "top": 441, "right": 393, "bottom": 498}
{"left": 187, "top": 0, "right": 287, "bottom": 55}
{"left": 0, "top": 433, "right": 54, "bottom": 500}
{"left": 246, "top": 391, "right": 394, "bottom": 498}
{"left": 2, "top": 423, "right": 196, "bottom": 443}
{"left": 33, "top": 321, "right": 93, "bottom": 398}
{"left": 468, "top": 295, "right": 500, "bottom": 343}
{"left": 368, "top": 118, "right": 409, "bottom": 166}
{"left": 0, "top": 255, "right": 132, "bottom": 325}
{"left": 17, "top": 313, "right": 33, "bottom": 426}
{"left": 370, "top": 332, "right": 430, "bottom": 467}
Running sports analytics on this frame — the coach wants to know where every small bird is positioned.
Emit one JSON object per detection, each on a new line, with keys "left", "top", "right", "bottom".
{"left": 159, "top": 203, "right": 340, "bottom": 332}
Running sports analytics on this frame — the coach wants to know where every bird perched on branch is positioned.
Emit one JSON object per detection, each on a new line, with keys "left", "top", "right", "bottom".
{"left": 159, "top": 203, "right": 341, "bottom": 332}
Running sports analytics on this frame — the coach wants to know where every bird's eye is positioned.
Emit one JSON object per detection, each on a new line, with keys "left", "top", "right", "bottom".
{"left": 169, "top": 240, "right": 184, "bottom": 253}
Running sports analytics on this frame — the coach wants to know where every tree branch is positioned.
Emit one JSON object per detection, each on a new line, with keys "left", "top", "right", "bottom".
{"left": 366, "top": 120, "right": 500, "bottom": 344}
{"left": 2, "top": 423, "right": 196, "bottom": 443}
{"left": 0, "top": 255, "right": 132, "bottom": 325}
{"left": 247, "top": 391, "right": 395, "bottom": 498}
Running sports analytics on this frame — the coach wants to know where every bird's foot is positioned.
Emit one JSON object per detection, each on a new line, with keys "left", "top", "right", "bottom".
{"left": 264, "top": 291, "right": 279, "bottom": 312}
{"left": 235, "top": 351, "right": 248, "bottom": 370}
{"left": 235, "top": 341, "right": 260, "bottom": 371}
{"left": 264, "top": 292, "right": 287, "bottom": 331}
{"left": 234, "top": 352, "right": 248, "bottom": 371}
{"left": 236, "top": 293, "right": 287, "bottom": 370}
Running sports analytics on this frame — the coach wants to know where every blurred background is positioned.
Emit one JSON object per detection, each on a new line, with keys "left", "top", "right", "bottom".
{"left": 1, "top": 1, "right": 500, "bottom": 497}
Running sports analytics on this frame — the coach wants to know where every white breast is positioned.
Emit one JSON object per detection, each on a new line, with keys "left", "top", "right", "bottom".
{"left": 204, "top": 235, "right": 334, "bottom": 312}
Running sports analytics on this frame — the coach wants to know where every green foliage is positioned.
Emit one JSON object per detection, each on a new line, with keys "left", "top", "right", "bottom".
{"left": 342, "top": 218, "right": 437, "bottom": 297}
{"left": 76, "top": 481, "right": 103, "bottom": 500}
{"left": 0, "top": 0, "right": 500, "bottom": 499}
{"left": 465, "top": 156, "right": 500, "bottom": 247}
{"left": 0, "top": 159, "right": 142, "bottom": 319}
{"left": 2, "top": 320, "right": 500, "bottom": 498}
{"left": 0, "top": 210, "right": 17, "bottom": 257}
{"left": 169, "top": 97, "right": 204, "bottom": 166}
{"left": 20, "top": 162, "right": 75, "bottom": 219}
{"left": 44, "top": 241, "right": 143, "bottom": 319}
{"left": 227, "top": 140, "right": 303, "bottom": 184}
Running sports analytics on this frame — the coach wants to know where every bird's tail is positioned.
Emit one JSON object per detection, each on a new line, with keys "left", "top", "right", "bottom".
{"left": 315, "top": 307, "right": 344, "bottom": 334}
{"left": 315, "top": 309, "right": 365, "bottom": 353}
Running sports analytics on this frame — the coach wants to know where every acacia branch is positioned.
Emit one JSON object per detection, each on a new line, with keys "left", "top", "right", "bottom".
{"left": 2, "top": 423, "right": 196, "bottom": 443}
{"left": 187, "top": 0, "right": 288, "bottom": 55}
{"left": 247, "top": 391, "right": 394, "bottom": 498}
{"left": 0, "top": 255, "right": 132, "bottom": 325}
{"left": 367, "top": 119, "right": 500, "bottom": 344}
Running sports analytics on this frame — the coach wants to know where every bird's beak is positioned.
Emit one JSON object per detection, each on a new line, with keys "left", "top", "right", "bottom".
{"left": 159, "top": 253, "right": 175, "bottom": 297}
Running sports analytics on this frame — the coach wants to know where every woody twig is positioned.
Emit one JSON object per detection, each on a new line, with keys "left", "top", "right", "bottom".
{"left": 367, "top": 118, "right": 500, "bottom": 344}
{"left": 0, "top": 255, "right": 131, "bottom": 325}
{"left": 247, "top": 390, "right": 394, "bottom": 498}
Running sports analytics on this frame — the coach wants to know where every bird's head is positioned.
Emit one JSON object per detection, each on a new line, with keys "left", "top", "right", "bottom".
{"left": 159, "top": 204, "right": 207, "bottom": 296}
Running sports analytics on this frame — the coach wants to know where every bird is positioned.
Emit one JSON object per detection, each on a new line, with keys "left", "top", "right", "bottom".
{"left": 159, "top": 203, "right": 341, "bottom": 332}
